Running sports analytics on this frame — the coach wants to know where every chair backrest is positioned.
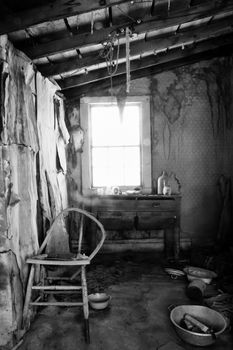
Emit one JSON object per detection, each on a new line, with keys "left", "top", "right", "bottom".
{"left": 38, "top": 207, "right": 106, "bottom": 260}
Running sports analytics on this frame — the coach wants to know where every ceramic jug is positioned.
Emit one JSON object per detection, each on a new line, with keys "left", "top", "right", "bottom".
{"left": 168, "top": 172, "right": 181, "bottom": 194}
{"left": 163, "top": 183, "right": 172, "bottom": 195}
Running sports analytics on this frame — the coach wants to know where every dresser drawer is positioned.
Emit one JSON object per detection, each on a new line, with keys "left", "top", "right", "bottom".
{"left": 135, "top": 198, "right": 178, "bottom": 212}
{"left": 93, "top": 196, "right": 180, "bottom": 212}
{"left": 93, "top": 199, "right": 137, "bottom": 211}
{"left": 97, "top": 211, "right": 135, "bottom": 230}
{"left": 136, "top": 212, "right": 176, "bottom": 230}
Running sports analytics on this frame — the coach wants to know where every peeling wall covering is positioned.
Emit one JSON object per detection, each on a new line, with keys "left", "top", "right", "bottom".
{"left": 36, "top": 72, "right": 69, "bottom": 254}
{"left": 0, "top": 36, "right": 69, "bottom": 348}
{"left": 66, "top": 55, "right": 233, "bottom": 247}
{"left": 0, "top": 38, "right": 39, "bottom": 348}
{"left": 65, "top": 104, "right": 82, "bottom": 200}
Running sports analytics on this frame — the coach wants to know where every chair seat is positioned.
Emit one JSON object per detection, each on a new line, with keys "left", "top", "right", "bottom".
{"left": 27, "top": 257, "right": 90, "bottom": 266}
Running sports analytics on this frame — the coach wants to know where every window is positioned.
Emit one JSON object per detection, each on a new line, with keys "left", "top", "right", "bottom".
{"left": 80, "top": 96, "right": 151, "bottom": 195}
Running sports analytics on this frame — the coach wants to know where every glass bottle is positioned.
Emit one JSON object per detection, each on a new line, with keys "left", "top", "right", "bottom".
{"left": 157, "top": 171, "right": 168, "bottom": 194}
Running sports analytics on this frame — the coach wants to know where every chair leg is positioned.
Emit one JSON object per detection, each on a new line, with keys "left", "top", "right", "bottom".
{"left": 34, "top": 264, "right": 41, "bottom": 284}
{"left": 84, "top": 319, "right": 90, "bottom": 344}
{"left": 81, "top": 266, "right": 90, "bottom": 344}
{"left": 22, "top": 265, "right": 35, "bottom": 329}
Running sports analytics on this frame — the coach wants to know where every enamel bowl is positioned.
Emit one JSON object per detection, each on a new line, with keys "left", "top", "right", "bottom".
{"left": 183, "top": 266, "right": 217, "bottom": 284}
{"left": 88, "top": 293, "right": 111, "bottom": 310}
{"left": 170, "top": 305, "right": 227, "bottom": 346}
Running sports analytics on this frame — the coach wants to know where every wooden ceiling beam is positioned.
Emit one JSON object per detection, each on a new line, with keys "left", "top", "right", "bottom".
{"left": 63, "top": 42, "right": 233, "bottom": 100}
{"left": 151, "top": 0, "right": 191, "bottom": 16}
{"left": 0, "top": 0, "right": 133, "bottom": 35}
{"left": 60, "top": 33, "right": 233, "bottom": 94}
{"left": 20, "top": 1, "right": 233, "bottom": 59}
{"left": 39, "top": 15, "right": 233, "bottom": 77}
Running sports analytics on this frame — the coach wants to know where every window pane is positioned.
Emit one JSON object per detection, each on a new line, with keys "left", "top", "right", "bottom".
{"left": 91, "top": 104, "right": 140, "bottom": 147}
{"left": 107, "top": 147, "right": 124, "bottom": 186}
{"left": 92, "top": 146, "right": 141, "bottom": 187}
{"left": 122, "top": 106, "right": 140, "bottom": 145}
{"left": 90, "top": 103, "right": 142, "bottom": 188}
{"left": 92, "top": 148, "right": 108, "bottom": 187}
{"left": 91, "top": 105, "right": 122, "bottom": 146}
{"left": 92, "top": 148, "right": 107, "bottom": 168}
{"left": 107, "top": 147, "right": 124, "bottom": 169}
{"left": 92, "top": 167, "right": 107, "bottom": 187}
{"left": 123, "top": 147, "right": 141, "bottom": 186}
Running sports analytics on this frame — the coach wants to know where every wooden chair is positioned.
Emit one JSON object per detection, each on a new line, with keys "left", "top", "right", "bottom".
{"left": 22, "top": 207, "right": 106, "bottom": 343}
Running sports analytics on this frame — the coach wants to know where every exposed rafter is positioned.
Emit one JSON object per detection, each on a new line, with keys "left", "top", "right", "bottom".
{"left": 62, "top": 40, "right": 233, "bottom": 100}
{"left": 19, "top": 1, "right": 233, "bottom": 59}
{"left": 0, "top": 0, "right": 133, "bottom": 35}
{"left": 59, "top": 33, "right": 233, "bottom": 91}
{"left": 3, "top": 0, "right": 233, "bottom": 101}
{"left": 39, "top": 15, "right": 233, "bottom": 78}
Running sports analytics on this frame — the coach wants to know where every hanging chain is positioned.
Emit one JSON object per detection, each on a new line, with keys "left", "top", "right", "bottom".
{"left": 99, "top": 32, "right": 120, "bottom": 76}
{"left": 100, "top": 27, "right": 132, "bottom": 94}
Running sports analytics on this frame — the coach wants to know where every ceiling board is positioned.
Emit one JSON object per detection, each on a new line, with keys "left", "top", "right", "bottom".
{"left": 38, "top": 14, "right": 233, "bottom": 78}
{"left": 0, "top": 0, "right": 134, "bottom": 35}
{"left": 63, "top": 42, "right": 233, "bottom": 100}
{"left": 59, "top": 33, "right": 233, "bottom": 90}
{"left": 2, "top": 0, "right": 233, "bottom": 100}
{"left": 17, "top": 1, "right": 233, "bottom": 59}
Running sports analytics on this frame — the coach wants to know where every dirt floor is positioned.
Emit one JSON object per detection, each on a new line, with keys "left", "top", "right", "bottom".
{"left": 18, "top": 252, "right": 233, "bottom": 350}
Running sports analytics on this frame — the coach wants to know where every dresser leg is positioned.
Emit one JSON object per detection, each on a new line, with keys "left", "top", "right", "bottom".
{"left": 164, "top": 228, "right": 173, "bottom": 260}
{"left": 174, "top": 226, "right": 180, "bottom": 261}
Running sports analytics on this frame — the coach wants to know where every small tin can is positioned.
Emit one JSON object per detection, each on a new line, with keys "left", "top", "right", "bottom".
{"left": 187, "top": 279, "right": 206, "bottom": 300}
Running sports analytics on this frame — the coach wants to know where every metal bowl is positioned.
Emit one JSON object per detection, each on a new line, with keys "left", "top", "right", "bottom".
{"left": 170, "top": 305, "right": 227, "bottom": 346}
{"left": 183, "top": 266, "right": 217, "bottom": 284}
{"left": 164, "top": 268, "right": 185, "bottom": 279}
{"left": 88, "top": 293, "right": 110, "bottom": 310}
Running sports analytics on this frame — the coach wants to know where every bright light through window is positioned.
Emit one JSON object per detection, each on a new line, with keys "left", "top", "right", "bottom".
{"left": 90, "top": 103, "right": 141, "bottom": 187}
{"left": 80, "top": 96, "right": 151, "bottom": 195}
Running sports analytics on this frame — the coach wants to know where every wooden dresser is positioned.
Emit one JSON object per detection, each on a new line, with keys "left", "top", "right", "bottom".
{"left": 88, "top": 195, "right": 181, "bottom": 260}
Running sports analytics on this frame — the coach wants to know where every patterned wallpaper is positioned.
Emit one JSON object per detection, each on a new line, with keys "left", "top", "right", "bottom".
{"left": 149, "top": 61, "right": 233, "bottom": 243}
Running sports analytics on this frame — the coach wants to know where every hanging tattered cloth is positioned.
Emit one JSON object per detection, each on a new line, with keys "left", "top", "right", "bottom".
{"left": 125, "top": 27, "right": 131, "bottom": 93}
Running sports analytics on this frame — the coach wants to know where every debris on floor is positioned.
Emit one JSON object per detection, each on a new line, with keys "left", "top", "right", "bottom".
{"left": 204, "top": 293, "right": 233, "bottom": 327}
{"left": 16, "top": 253, "right": 233, "bottom": 350}
{"left": 164, "top": 268, "right": 185, "bottom": 280}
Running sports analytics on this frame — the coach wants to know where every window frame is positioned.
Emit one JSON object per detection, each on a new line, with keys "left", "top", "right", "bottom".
{"left": 80, "top": 96, "right": 152, "bottom": 195}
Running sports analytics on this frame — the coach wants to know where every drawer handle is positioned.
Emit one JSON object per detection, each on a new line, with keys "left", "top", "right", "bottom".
{"left": 152, "top": 203, "right": 160, "bottom": 207}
